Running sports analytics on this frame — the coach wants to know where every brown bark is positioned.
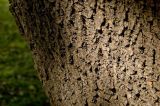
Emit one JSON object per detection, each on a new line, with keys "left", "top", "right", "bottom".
{"left": 9, "top": 0, "right": 160, "bottom": 106}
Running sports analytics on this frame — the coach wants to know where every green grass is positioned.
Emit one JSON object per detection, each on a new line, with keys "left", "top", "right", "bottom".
{"left": 0, "top": 0, "right": 49, "bottom": 106}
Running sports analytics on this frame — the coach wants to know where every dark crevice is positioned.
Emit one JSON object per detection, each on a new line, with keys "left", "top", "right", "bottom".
{"left": 59, "top": 21, "right": 64, "bottom": 28}
{"left": 117, "top": 56, "right": 120, "bottom": 62}
{"left": 92, "top": 93, "right": 99, "bottom": 103}
{"left": 78, "top": 0, "right": 84, "bottom": 3}
{"left": 151, "top": 0, "right": 157, "bottom": 16}
{"left": 142, "top": 87, "right": 146, "bottom": 90}
{"left": 135, "top": 93, "right": 140, "bottom": 98}
{"left": 104, "top": 98, "right": 110, "bottom": 103}
{"left": 155, "top": 33, "right": 160, "bottom": 40}
{"left": 142, "top": 0, "right": 147, "bottom": 10}
{"left": 90, "top": 67, "right": 92, "bottom": 72}
{"left": 139, "top": 46, "right": 145, "bottom": 54}
{"left": 153, "top": 49, "right": 156, "bottom": 64}
{"left": 69, "top": 55, "right": 74, "bottom": 65}
{"left": 81, "top": 9, "right": 87, "bottom": 37}
{"left": 110, "top": 88, "right": 116, "bottom": 94}
{"left": 83, "top": 72, "right": 87, "bottom": 76}
{"left": 140, "top": 77, "right": 146, "bottom": 80}
{"left": 70, "top": 6, "right": 75, "bottom": 16}
{"left": 68, "top": 43, "right": 73, "bottom": 48}
{"left": 87, "top": 61, "right": 91, "bottom": 65}
{"left": 113, "top": 7, "right": 117, "bottom": 16}
{"left": 106, "top": 23, "right": 109, "bottom": 29}
{"left": 45, "top": 69, "right": 49, "bottom": 80}
{"left": 95, "top": 83, "right": 99, "bottom": 91}
{"left": 85, "top": 100, "right": 88, "bottom": 106}
{"left": 90, "top": 14, "right": 94, "bottom": 20}
{"left": 58, "top": 98, "right": 62, "bottom": 102}
{"left": 125, "top": 44, "right": 130, "bottom": 48}
{"left": 98, "top": 48, "right": 103, "bottom": 57}
{"left": 77, "top": 77, "right": 81, "bottom": 81}
{"left": 81, "top": 15, "right": 86, "bottom": 24}
{"left": 126, "top": 102, "right": 129, "bottom": 106}
{"left": 93, "top": 1, "right": 98, "bottom": 14}
{"left": 97, "top": 76, "right": 100, "bottom": 79}
{"left": 107, "top": 0, "right": 112, "bottom": 2}
{"left": 155, "top": 97, "right": 159, "bottom": 103}
{"left": 95, "top": 37, "right": 100, "bottom": 43}
{"left": 97, "top": 29, "right": 103, "bottom": 34}
{"left": 60, "top": 47, "right": 66, "bottom": 57}
{"left": 148, "top": 20, "right": 153, "bottom": 27}
{"left": 69, "top": 20, "right": 74, "bottom": 26}
{"left": 29, "top": 41, "right": 35, "bottom": 50}
{"left": 95, "top": 67, "right": 99, "bottom": 74}
{"left": 142, "top": 60, "right": 146, "bottom": 67}
{"left": 101, "top": 18, "right": 106, "bottom": 27}
{"left": 98, "top": 63, "right": 101, "bottom": 66}
{"left": 130, "top": 29, "right": 134, "bottom": 34}
{"left": 124, "top": 9, "right": 129, "bottom": 22}
{"left": 81, "top": 42, "right": 87, "bottom": 49}
{"left": 154, "top": 88, "right": 159, "bottom": 92}
{"left": 120, "top": 26, "right": 128, "bottom": 36}
{"left": 123, "top": 68, "right": 126, "bottom": 72}
{"left": 61, "top": 64, "right": 65, "bottom": 69}
{"left": 108, "top": 37, "right": 112, "bottom": 43}
{"left": 82, "top": 26, "right": 87, "bottom": 36}
{"left": 124, "top": 94, "right": 127, "bottom": 98}
{"left": 58, "top": 30, "right": 63, "bottom": 40}
{"left": 131, "top": 71, "right": 137, "bottom": 75}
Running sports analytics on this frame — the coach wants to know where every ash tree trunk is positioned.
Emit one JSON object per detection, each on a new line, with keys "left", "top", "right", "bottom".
{"left": 9, "top": 0, "right": 160, "bottom": 106}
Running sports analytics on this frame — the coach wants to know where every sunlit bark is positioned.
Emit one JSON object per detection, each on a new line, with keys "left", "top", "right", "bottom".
{"left": 9, "top": 0, "right": 160, "bottom": 105}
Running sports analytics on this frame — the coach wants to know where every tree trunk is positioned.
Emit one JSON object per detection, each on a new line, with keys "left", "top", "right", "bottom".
{"left": 9, "top": 0, "right": 160, "bottom": 105}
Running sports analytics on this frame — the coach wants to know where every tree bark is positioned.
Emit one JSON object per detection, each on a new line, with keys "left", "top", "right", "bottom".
{"left": 9, "top": 0, "right": 160, "bottom": 105}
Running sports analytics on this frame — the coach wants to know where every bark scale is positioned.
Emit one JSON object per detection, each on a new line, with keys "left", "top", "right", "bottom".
{"left": 9, "top": 0, "right": 160, "bottom": 106}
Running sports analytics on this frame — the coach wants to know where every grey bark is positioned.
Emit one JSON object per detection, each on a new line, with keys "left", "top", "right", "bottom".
{"left": 9, "top": 0, "right": 160, "bottom": 106}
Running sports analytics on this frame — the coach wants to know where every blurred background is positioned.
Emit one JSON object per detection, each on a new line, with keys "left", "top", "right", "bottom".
{"left": 0, "top": 0, "right": 49, "bottom": 106}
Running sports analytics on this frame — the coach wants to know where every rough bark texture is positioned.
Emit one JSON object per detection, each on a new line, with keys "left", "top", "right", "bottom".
{"left": 9, "top": 0, "right": 160, "bottom": 106}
